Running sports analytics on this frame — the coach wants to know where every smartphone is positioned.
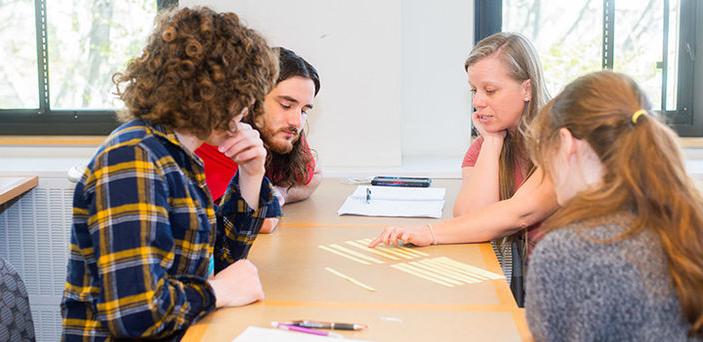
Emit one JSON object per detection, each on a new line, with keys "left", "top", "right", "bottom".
{"left": 371, "top": 176, "right": 431, "bottom": 187}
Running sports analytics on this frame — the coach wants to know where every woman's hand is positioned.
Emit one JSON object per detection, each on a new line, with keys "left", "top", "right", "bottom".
{"left": 368, "top": 225, "right": 434, "bottom": 248}
{"left": 472, "top": 112, "right": 507, "bottom": 144}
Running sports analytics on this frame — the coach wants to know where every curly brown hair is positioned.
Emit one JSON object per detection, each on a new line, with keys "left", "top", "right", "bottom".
{"left": 113, "top": 6, "right": 278, "bottom": 140}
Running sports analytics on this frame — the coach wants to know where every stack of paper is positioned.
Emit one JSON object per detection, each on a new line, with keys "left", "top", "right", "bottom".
{"left": 337, "top": 185, "right": 446, "bottom": 218}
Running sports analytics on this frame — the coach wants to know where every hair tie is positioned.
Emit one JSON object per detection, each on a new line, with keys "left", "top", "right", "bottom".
{"left": 631, "top": 109, "right": 647, "bottom": 125}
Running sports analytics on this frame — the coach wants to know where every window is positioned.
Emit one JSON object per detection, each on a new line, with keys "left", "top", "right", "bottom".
{"left": 0, "top": 0, "right": 172, "bottom": 135}
{"left": 475, "top": 0, "right": 700, "bottom": 136}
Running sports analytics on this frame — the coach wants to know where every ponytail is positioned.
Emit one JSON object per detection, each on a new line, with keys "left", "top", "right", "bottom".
{"left": 620, "top": 115, "right": 703, "bottom": 334}
{"left": 528, "top": 71, "right": 703, "bottom": 335}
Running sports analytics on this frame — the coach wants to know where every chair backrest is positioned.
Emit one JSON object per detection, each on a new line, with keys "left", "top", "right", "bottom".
{"left": 0, "top": 257, "right": 35, "bottom": 341}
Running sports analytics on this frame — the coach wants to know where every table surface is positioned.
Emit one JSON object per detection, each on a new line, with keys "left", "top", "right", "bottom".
{"left": 279, "top": 179, "right": 459, "bottom": 228}
{"left": 183, "top": 178, "right": 530, "bottom": 341}
{"left": 0, "top": 176, "right": 38, "bottom": 206}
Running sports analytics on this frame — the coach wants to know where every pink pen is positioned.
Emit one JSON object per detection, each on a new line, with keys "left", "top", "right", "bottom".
{"left": 271, "top": 322, "right": 343, "bottom": 338}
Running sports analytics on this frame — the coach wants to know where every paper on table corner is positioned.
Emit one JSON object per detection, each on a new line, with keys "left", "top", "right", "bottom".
{"left": 233, "top": 326, "right": 368, "bottom": 341}
{"left": 338, "top": 185, "right": 446, "bottom": 218}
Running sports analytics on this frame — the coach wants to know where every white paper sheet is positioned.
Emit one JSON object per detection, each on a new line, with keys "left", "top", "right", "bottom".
{"left": 338, "top": 186, "right": 446, "bottom": 218}
{"left": 233, "top": 326, "right": 365, "bottom": 341}
{"left": 349, "top": 186, "right": 446, "bottom": 201}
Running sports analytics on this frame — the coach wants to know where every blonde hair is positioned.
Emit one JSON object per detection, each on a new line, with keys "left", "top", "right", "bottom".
{"left": 528, "top": 70, "right": 703, "bottom": 336}
{"left": 465, "top": 32, "right": 549, "bottom": 200}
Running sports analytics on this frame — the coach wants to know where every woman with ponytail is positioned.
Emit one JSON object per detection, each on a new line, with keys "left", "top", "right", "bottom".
{"left": 525, "top": 70, "right": 703, "bottom": 340}
{"left": 370, "top": 32, "right": 559, "bottom": 307}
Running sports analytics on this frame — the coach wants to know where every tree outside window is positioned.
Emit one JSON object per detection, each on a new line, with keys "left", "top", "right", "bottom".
{"left": 503, "top": 0, "right": 681, "bottom": 112}
{"left": 0, "top": 0, "right": 159, "bottom": 134}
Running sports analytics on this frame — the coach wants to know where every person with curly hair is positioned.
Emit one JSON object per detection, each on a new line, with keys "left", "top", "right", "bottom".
{"left": 61, "top": 6, "right": 279, "bottom": 340}
{"left": 196, "top": 47, "right": 321, "bottom": 233}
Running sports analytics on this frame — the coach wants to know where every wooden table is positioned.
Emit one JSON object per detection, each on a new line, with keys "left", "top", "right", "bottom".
{"left": 183, "top": 178, "right": 530, "bottom": 341}
{"left": 0, "top": 176, "right": 38, "bottom": 205}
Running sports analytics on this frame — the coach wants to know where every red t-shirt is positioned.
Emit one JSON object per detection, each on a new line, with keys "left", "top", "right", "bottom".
{"left": 462, "top": 136, "right": 526, "bottom": 187}
{"left": 195, "top": 138, "right": 316, "bottom": 202}
{"left": 462, "top": 136, "right": 542, "bottom": 250}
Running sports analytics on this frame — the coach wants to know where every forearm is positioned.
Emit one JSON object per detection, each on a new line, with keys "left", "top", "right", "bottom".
{"left": 442, "top": 199, "right": 531, "bottom": 243}
{"left": 216, "top": 176, "right": 277, "bottom": 270}
{"left": 238, "top": 170, "right": 265, "bottom": 209}
{"left": 453, "top": 138, "right": 503, "bottom": 216}
{"left": 440, "top": 174, "right": 557, "bottom": 243}
{"left": 281, "top": 171, "right": 322, "bottom": 204}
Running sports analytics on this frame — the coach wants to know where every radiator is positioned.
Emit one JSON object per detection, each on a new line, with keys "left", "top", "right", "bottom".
{"left": 0, "top": 177, "right": 74, "bottom": 342}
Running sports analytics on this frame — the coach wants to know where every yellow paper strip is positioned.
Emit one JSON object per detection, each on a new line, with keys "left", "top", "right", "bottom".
{"left": 435, "top": 257, "right": 504, "bottom": 280}
{"left": 345, "top": 240, "right": 401, "bottom": 260}
{"left": 390, "top": 264, "right": 455, "bottom": 287}
{"left": 425, "top": 258, "right": 490, "bottom": 281}
{"left": 410, "top": 260, "right": 479, "bottom": 284}
{"left": 325, "top": 267, "right": 376, "bottom": 292}
{"left": 398, "top": 263, "right": 463, "bottom": 285}
{"left": 329, "top": 244, "right": 384, "bottom": 264}
{"left": 356, "top": 239, "right": 414, "bottom": 259}
{"left": 357, "top": 238, "right": 427, "bottom": 258}
{"left": 376, "top": 248, "right": 414, "bottom": 259}
{"left": 420, "top": 259, "right": 484, "bottom": 283}
{"left": 318, "top": 245, "right": 371, "bottom": 265}
{"left": 397, "top": 246, "right": 430, "bottom": 257}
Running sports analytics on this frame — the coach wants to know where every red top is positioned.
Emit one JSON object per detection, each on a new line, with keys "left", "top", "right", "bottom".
{"left": 462, "top": 136, "right": 527, "bottom": 187}
{"left": 462, "top": 136, "right": 542, "bottom": 251}
{"left": 195, "top": 138, "right": 316, "bottom": 202}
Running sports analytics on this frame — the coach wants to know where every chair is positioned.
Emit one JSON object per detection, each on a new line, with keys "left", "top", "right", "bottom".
{"left": 0, "top": 257, "right": 35, "bottom": 341}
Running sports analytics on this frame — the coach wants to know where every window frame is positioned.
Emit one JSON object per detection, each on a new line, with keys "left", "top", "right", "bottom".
{"left": 668, "top": 0, "right": 698, "bottom": 136}
{"left": 474, "top": 0, "right": 700, "bottom": 136}
{"left": 0, "top": 0, "right": 177, "bottom": 135}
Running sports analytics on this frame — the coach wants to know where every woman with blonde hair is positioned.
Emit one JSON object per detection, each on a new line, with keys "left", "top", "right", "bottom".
{"left": 525, "top": 70, "right": 703, "bottom": 340}
{"left": 370, "top": 32, "right": 558, "bottom": 306}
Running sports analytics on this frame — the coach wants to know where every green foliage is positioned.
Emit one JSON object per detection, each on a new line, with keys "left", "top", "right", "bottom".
{"left": 503, "top": 0, "right": 671, "bottom": 108}
{"left": 0, "top": 0, "right": 156, "bottom": 110}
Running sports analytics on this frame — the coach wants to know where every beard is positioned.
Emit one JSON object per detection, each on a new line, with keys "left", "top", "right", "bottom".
{"left": 262, "top": 126, "right": 299, "bottom": 154}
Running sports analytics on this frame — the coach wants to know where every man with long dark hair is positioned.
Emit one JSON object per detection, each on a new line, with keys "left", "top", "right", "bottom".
{"left": 196, "top": 47, "right": 321, "bottom": 232}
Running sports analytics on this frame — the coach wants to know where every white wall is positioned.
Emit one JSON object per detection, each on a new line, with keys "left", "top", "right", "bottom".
{"left": 401, "top": 0, "right": 472, "bottom": 159}
{"left": 181, "top": 0, "right": 472, "bottom": 168}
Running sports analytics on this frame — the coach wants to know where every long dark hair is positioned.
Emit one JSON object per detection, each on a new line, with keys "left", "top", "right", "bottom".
{"left": 260, "top": 47, "right": 320, "bottom": 187}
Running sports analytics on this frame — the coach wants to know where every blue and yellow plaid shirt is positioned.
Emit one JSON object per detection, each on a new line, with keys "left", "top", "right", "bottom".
{"left": 61, "top": 120, "right": 280, "bottom": 341}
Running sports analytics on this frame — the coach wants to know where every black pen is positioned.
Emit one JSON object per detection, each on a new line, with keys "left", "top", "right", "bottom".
{"left": 287, "top": 320, "right": 367, "bottom": 331}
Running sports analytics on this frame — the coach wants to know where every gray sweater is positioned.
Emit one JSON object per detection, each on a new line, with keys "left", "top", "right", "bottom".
{"left": 525, "top": 212, "right": 700, "bottom": 341}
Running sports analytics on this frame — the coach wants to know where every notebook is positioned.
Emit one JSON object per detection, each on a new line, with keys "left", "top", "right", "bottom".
{"left": 337, "top": 185, "right": 446, "bottom": 218}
